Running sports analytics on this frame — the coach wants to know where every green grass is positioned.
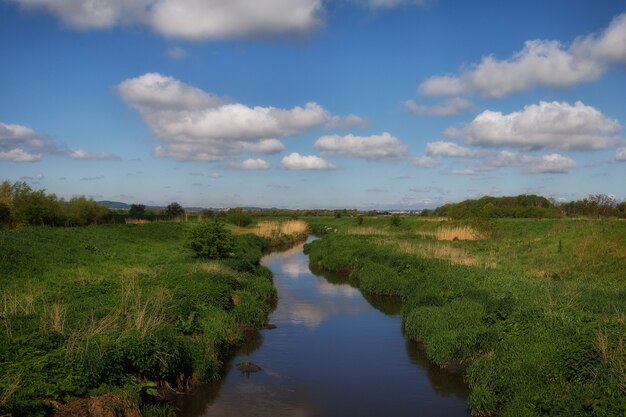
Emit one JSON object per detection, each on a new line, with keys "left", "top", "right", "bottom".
{"left": 0, "top": 222, "right": 275, "bottom": 416}
{"left": 304, "top": 216, "right": 626, "bottom": 416}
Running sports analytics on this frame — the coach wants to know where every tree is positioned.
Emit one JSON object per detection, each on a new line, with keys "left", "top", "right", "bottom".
{"left": 227, "top": 207, "right": 252, "bottom": 227}
{"left": 129, "top": 204, "right": 145, "bottom": 217}
{"left": 186, "top": 220, "right": 233, "bottom": 259}
{"left": 166, "top": 202, "right": 185, "bottom": 218}
{"left": 390, "top": 214, "right": 401, "bottom": 227}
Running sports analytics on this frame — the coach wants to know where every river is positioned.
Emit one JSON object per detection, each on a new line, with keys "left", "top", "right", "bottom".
{"left": 177, "top": 237, "right": 470, "bottom": 417}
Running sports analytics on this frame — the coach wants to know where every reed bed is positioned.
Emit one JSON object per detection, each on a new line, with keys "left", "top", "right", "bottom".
{"left": 436, "top": 225, "right": 485, "bottom": 241}
{"left": 374, "top": 238, "right": 479, "bottom": 266}
{"left": 247, "top": 220, "right": 308, "bottom": 237}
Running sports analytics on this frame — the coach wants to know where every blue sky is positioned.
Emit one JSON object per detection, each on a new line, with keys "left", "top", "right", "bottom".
{"left": 1, "top": 0, "right": 625, "bottom": 209}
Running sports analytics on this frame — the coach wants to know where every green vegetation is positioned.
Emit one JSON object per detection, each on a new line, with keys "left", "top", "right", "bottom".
{"left": 304, "top": 216, "right": 626, "bottom": 416}
{"left": 0, "top": 222, "right": 275, "bottom": 416}
{"left": 186, "top": 220, "right": 234, "bottom": 259}
{"left": 0, "top": 181, "right": 111, "bottom": 227}
{"left": 434, "top": 194, "right": 626, "bottom": 219}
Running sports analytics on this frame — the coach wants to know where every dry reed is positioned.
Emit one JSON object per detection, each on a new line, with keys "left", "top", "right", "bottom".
{"left": 436, "top": 226, "right": 484, "bottom": 241}
{"left": 375, "top": 238, "right": 479, "bottom": 266}
{"left": 245, "top": 220, "right": 308, "bottom": 237}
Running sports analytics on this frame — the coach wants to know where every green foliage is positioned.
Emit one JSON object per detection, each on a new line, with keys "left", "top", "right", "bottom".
{"left": 390, "top": 214, "right": 401, "bottom": 227}
{"left": 305, "top": 220, "right": 626, "bottom": 417}
{"left": 0, "top": 222, "right": 273, "bottom": 415}
{"left": 227, "top": 207, "right": 252, "bottom": 227}
{"left": 0, "top": 180, "right": 111, "bottom": 227}
{"left": 435, "top": 194, "right": 562, "bottom": 219}
{"left": 165, "top": 202, "right": 184, "bottom": 218}
{"left": 356, "top": 214, "right": 364, "bottom": 225}
{"left": 186, "top": 220, "right": 234, "bottom": 259}
{"left": 128, "top": 204, "right": 146, "bottom": 217}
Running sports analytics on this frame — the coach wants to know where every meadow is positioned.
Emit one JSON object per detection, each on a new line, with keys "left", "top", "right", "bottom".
{"left": 305, "top": 216, "right": 626, "bottom": 416}
{"left": 0, "top": 220, "right": 307, "bottom": 417}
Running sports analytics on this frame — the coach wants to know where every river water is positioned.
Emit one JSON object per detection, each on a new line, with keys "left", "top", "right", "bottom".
{"left": 177, "top": 238, "right": 470, "bottom": 417}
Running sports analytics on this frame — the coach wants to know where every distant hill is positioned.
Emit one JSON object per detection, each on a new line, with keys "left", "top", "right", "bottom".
{"left": 97, "top": 200, "right": 130, "bottom": 209}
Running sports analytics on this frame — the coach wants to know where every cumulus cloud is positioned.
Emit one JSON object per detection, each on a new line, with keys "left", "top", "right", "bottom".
{"left": 12, "top": 0, "right": 324, "bottom": 40}
{"left": 615, "top": 147, "right": 626, "bottom": 161}
{"left": 281, "top": 152, "right": 335, "bottom": 170}
{"left": 0, "top": 122, "right": 50, "bottom": 162}
{"left": 119, "top": 73, "right": 352, "bottom": 161}
{"left": 68, "top": 149, "right": 119, "bottom": 160}
{"left": 486, "top": 151, "right": 576, "bottom": 173}
{"left": 411, "top": 156, "right": 440, "bottom": 167}
{"left": 404, "top": 97, "right": 472, "bottom": 116}
{"left": 426, "top": 141, "right": 475, "bottom": 157}
{"left": 419, "top": 13, "right": 626, "bottom": 98}
{"left": 314, "top": 132, "right": 408, "bottom": 161}
{"left": 463, "top": 101, "right": 621, "bottom": 151}
{"left": 230, "top": 158, "right": 271, "bottom": 170}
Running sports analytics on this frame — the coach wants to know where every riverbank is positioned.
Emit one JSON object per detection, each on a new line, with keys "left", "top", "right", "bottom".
{"left": 0, "top": 222, "right": 277, "bottom": 417}
{"left": 176, "top": 238, "right": 469, "bottom": 417}
{"left": 304, "top": 217, "right": 626, "bottom": 416}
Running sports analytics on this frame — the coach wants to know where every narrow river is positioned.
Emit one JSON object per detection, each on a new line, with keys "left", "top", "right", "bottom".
{"left": 177, "top": 237, "right": 470, "bottom": 417}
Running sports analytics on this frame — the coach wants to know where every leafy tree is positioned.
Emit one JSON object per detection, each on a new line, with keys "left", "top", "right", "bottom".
{"left": 186, "top": 220, "right": 233, "bottom": 259}
{"left": 390, "top": 214, "right": 401, "bottom": 227}
{"left": 129, "top": 204, "right": 146, "bottom": 217}
{"left": 166, "top": 202, "right": 185, "bottom": 218}
{"left": 356, "top": 214, "right": 364, "bottom": 225}
{"left": 227, "top": 207, "right": 252, "bottom": 227}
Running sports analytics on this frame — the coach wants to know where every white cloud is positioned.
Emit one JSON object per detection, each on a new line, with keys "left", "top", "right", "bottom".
{"left": 411, "top": 156, "right": 440, "bottom": 168}
{"left": 164, "top": 46, "right": 187, "bottom": 59}
{"left": 426, "top": 141, "right": 474, "bottom": 157}
{"left": 363, "top": 0, "right": 427, "bottom": 8}
{"left": 404, "top": 97, "right": 472, "bottom": 116}
{"left": 230, "top": 158, "right": 271, "bottom": 170}
{"left": 68, "top": 149, "right": 119, "bottom": 160}
{"left": 464, "top": 101, "right": 621, "bottom": 151}
{"left": 0, "top": 122, "right": 49, "bottom": 162}
{"left": 314, "top": 132, "right": 408, "bottom": 161}
{"left": 615, "top": 147, "right": 626, "bottom": 161}
{"left": 209, "top": 172, "right": 222, "bottom": 178}
{"left": 13, "top": 0, "right": 324, "bottom": 40}
{"left": 485, "top": 150, "right": 576, "bottom": 173}
{"left": 0, "top": 148, "right": 41, "bottom": 162}
{"left": 119, "top": 73, "right": 352, "bottom": 161}
{"left": 419, "top": 13, "right": 626, "bottom": 98}
{"left": 448, "top": 168, "right": 477, "bottom": 175}
{"left": 281, "top": 152, "right": 335, "bottom": 170}
{"left": 326, "top": 114, "right": 370, "bottom": 129}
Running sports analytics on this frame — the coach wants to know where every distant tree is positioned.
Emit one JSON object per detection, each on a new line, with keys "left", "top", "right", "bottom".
{"left": 588, "top": 194, "right": 617, "bottom": 218}
{"left": 390, "top": 214, "right": 401, "bottom": 227}
{"left": 129, "top": 204, "right": 146, "bottom": 217}
{"left": 334, "top": 210, "right": 342, "bottom": 218}
{"left": 356, "top": 214, "right": 364, "bottom": 225}
{"left": 166, "top": 202, "right": 185, "bottom": 218}
{"left": 227, "top": 207, "right": 252, "bottom": 227}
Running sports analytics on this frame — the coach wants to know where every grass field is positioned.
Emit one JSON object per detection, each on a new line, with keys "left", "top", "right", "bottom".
{"left": 0, "top": 222, "right": 283, "bottom": 417}
{"left": 305, "top": 216, "right": 626, "bottom": 416}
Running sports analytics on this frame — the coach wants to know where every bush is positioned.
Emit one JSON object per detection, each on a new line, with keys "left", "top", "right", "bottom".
{"left": 186, "top": 220, "right": 233, "bottom": 259}
{"left": 227, "top": 208, "right": 252, "bottom": 227}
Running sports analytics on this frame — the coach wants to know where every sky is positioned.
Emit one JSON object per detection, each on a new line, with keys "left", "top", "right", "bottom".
{"left": 1, "top": 0, "right": 625, "bottom": 209}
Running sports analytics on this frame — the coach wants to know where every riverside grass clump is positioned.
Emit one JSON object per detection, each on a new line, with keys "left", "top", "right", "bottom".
{"left": 304, "top": 217, "right": 626, "bottom": 416}
{"left": 0, "top": 222, "right": 276, "bottom": 417}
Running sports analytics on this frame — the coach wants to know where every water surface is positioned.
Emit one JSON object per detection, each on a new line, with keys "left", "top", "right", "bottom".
{"left": 177, "top": 238, "right": 470, "bottom": 417}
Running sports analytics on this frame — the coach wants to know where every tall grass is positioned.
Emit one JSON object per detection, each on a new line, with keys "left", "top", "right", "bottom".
{"left": 436, "top": 225, "right": 484, "bottom": 241}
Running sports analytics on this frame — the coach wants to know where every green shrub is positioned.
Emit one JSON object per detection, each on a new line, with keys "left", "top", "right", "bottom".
{"left": 186, "top": 220, "right": 233, "bottom": 259}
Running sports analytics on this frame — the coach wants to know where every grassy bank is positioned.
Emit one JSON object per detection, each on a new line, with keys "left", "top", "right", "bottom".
{"left": 0, "top": 222, "right": 277, "bottom": 417}
{"left": 304, "top": 217, "right": 625, "bottom": 416}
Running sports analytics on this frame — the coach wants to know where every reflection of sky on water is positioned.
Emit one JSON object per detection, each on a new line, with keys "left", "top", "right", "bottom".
{"left": 178, "top": 239, "right": 470, "bottom": 417}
